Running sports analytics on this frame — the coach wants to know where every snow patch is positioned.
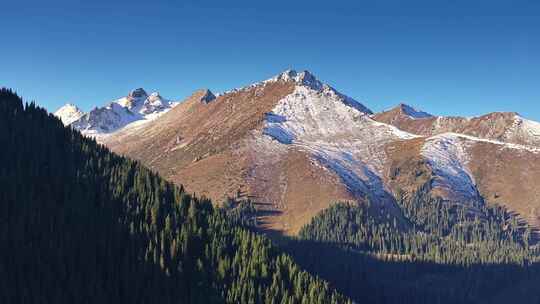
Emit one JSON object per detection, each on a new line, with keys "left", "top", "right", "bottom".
{"left": 421, "top": 133, "right": 479, "bottom": 202}
{"left": 440, "top": 132, "right": 540, "bottom": 153}
{"left": 421, "top": 131, "right": 540, "bottom": 203}
{"left": 260, "top": 83, "right": 418, "bottom": 203}
{"left": 263, "top": 86, "right": 394, "bottom": 142}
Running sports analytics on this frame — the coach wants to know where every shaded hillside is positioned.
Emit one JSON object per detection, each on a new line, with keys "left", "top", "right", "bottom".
{"left": 0, "top": 88, "right": 349, "bottom": 304}
{"left": 286, "top": 193, "right": 540, "bottom": 304}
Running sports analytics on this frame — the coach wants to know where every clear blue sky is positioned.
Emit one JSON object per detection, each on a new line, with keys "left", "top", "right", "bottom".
{"left": 1, "top": 0, "right": 539, "bottom": 119}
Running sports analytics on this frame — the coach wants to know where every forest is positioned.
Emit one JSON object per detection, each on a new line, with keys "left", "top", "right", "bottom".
{"left": 287, "top": 184, "right": 540, "bottom": 303}
{"left": 0, "top": 88, "right": 348, "bottom": 304}
{"left": 3, "top": 87, "right": 540, "bottom": 304}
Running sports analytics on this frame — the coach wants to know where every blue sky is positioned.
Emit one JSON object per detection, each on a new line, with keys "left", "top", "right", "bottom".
{"left": 1, "top": 0, "right": 539, "bottom": 119}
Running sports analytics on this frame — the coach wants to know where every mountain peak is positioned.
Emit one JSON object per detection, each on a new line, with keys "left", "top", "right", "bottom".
{"left": 118, "top": 88, "right": 149, "bottom": 110}
{"left": 128, "top": 88, "right": 148, "bottom": 99}
{"left": 54, "top": 103, "right": 85, "bottom": 125}
{"left": 56, "top": 103, "right": 79, "bottom": 110}
{"left": 263, "top": 69, "right": 372, "bottom": 114}
{"left": 395, "top": 103, "right": 433, "bottom": 119}
{"left": 200, "top": 89, "right": 216, "bottom": 104}
{"left": 268, "top": 69, "right": 323, "bottom": 90}
{"left": 147, "top": 92, "right": 162, "bottom": 102}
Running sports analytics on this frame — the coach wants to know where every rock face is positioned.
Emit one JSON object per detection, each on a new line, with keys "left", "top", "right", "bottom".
{"left": 93, "top": 70, "right": 540, "bottom": 236}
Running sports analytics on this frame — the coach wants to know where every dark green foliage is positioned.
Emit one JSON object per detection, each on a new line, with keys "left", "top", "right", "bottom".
{"left": 0, "top": 88, "right": 349, "bottom": 304}
{"left": 292, "top": 183, "right": 540, "bottom": 303}
{"left": 222, "top": 198, "right": 258, "bottom": 228}
{"left": 299, "top": 192, "right": 533, "bottom": 265}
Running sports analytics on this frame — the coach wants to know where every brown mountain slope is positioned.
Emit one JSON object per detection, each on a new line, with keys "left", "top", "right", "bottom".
{"left": 383, "top": 133, "right": 540, "bottom": 233}
{"left": 99, "top": 71, "right": 540, "bottom": 237}
{"left": 104, "top": 81, "right": 296, "bottom": 201}
{"left": 102, "top": 74, "right": 362, "bottom": 235}
{"left": 468, "top": 141, "right": 540, "bottom": 229}
{"left": 373, "top": 105, "right": 540, "bottom": 147}
{"left": 376, "top": 107, "right": 540, "bottom": 229}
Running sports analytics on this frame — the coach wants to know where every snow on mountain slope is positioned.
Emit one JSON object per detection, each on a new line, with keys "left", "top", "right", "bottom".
{"left": 421, "top": 133, "right": 479, "bottom": 203}
{"left": 374, "top": 106, "right": 540, "bottom": 148}
{"left": 265, "top": 70, "right": 374, "bottom": 114}
{"left": 54, "top": 103, "right": 84, "bottom": 125}
{"left": 219, "top": 70, "right": 373, "bottom": 115}
{"left": 94, "top": 69, "right": 540, "bottom": 235}
{"left": 116, "top": 88, "right": 149, "bottom": 110}
{"left": 61, "top": 88, "right": 178, "bottom": 136}
{"left": 117, "top": 88, "right": 177, "bottom": 116}
{"left": 504, "top": 115, "right": 540, "bottom": 147}
{"left": 71, "top": 102, "right": 141, "bottom": 135}
{"left": 442, "top": 132, "right": 540, "bottom": 153}
{"left": 420, "top": 131, "right": 540, "bottom": 204}
{"left": 261, "top": 71, "right": 418, "bottom": 205}
{"left": 519, "top": 116, "right": 540, "bottom": 137}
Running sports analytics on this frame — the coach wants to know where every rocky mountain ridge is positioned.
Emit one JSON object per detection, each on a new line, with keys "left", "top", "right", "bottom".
{"left": 57, "top": 70, "right": 540, "bottom": 236}
{"left": 54, "top": 88, "right": 178, "bottom": 137}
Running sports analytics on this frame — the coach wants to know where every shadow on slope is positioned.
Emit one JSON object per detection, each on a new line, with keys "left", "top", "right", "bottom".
{"left": 283, "top": 239, "right": 540, "bottom": 304}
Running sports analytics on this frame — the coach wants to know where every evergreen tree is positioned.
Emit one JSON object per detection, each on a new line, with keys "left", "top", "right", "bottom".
{"left": 0, "top": 88, "right": 350, "bottom": 304}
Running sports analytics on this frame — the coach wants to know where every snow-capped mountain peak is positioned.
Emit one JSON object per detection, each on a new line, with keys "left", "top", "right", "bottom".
{"left": 139, "top": 91, "right": 172, "bottom": 115}
{"left": 117, "top": 88, "right": 148, "bottom": 110}
{"left": 56, "top": 88, "right": 178, "bottom": 137}
{"left": 110, "top": 88, "right": 178, "bottom": 117}
{"left": 54, "top": 103, "right": 84, "bottom": 125}
{"left": 268, "top": 69, "right": 324, "bottom": 91}
{"left": 217, "top": 69, "right": 371, "bottom": 113}
{"left": 264, "top": 69, "right": 373, "bottom": 114}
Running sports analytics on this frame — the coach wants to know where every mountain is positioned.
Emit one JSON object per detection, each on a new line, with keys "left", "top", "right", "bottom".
{"left": 55, "top": 88, "right": 178, "bottom": 137}
{"left": 53, "top": 103, "right": 84, "bottom": 125}
{"left": 374, "top": 105, "right": 540, "bottom": 229}
{"left": 375, "top": 103, "right": 434, "bottom": 121}
{"left": 5, "top": 79, "right": 540, "bottom": 303}
{"left": 0, "top": 88, "right": 349, "bottom": 304}
{"left": 93, "top": 70, "right": 540, "bottom": 238}
{"left": 373, "top": 107, "right": 540, "bottom": 147}
{"left": 102, "top": 70, "right": 415, "bottom": 234}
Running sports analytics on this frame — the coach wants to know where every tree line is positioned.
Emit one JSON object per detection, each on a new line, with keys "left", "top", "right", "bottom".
{"left": 0, "top": 88, "right": 349, "bottom": 304}
{"left": 289, "top": 182, "right": 540, "bottom": 303}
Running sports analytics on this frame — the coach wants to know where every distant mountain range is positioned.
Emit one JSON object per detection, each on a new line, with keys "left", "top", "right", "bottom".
{"left": 55, "top": 88, "right": 178, "bottom": 137}
{"left": 55, "top": 70, "right": 540, "bottom": 236}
